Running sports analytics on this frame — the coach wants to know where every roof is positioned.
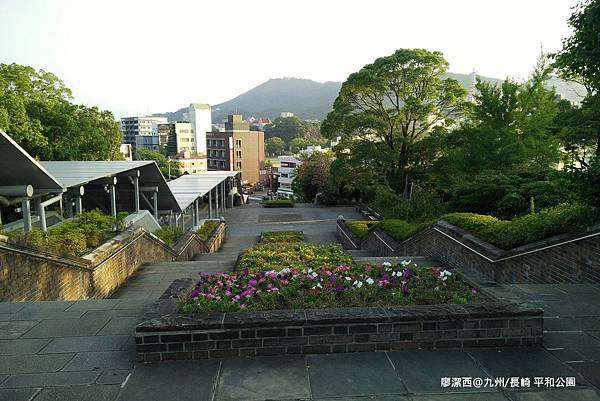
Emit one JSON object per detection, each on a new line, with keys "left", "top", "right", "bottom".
{"left": 190, "top": 103, "right": 211, "bottom": 110}
{"left": 41, "top": 161, "right": 181, "bottom": 213}
{"left": 40, "top": 161, "right": 153, "bottom": 188}
{"left": 0, "top": 129, "right": 63, "bottom": 194}
{"left": 168, "top": 171, "right": 239, "bottom": 211}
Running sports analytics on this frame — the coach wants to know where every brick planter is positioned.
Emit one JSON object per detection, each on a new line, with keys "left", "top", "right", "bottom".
{"left": 135, "top": 282, "right": 543, "bottom": 362}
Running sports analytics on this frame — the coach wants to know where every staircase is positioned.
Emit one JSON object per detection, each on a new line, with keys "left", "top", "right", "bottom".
{"left": 346, "top": 249, "right": 438, "bottom": 267}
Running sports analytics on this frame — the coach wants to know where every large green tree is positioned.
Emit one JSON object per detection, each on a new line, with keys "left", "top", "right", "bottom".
{"left": 321, "top": 48, "right": 467, "bottom": 192}
{"left": 265, "top": 136, "right": 285, "bottom": 156}
{"left": 0, "top": 63, "right": 122, "bottom": 160}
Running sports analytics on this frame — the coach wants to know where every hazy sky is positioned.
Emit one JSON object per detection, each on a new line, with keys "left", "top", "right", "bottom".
{"left": 0, "top": 0, "right": 579, "bottom": 118}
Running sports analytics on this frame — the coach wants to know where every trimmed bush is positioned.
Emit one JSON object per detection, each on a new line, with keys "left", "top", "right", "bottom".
{"left": 441, "top": 204, "right": 600, "bottom": 250}
{"left": 263, "top": 199, "right": 294, "bottom": 208}
{"left": 345, "top": 220, "right": 380, "bottom": 238}
{"left": 197, "top": 220, "right": 220, "bottom": 242}
{"left": 154, "top": 226, "right": 183, "bottom": 246}
{"left": 377, "top": 220, "right": 430, "bottom": 243}
{"left": 260, "top": 231, "right": 304, "bottom": 244}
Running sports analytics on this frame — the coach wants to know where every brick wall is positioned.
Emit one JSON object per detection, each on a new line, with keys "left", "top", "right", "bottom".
{"left": 337, "top": 219, "right": 600, "bottom": 284}
{"left": 136, "top": 303, "right": 543, "bottom": 362}
{"left": 0, "top": 223, "right": 227, "bottom": 302}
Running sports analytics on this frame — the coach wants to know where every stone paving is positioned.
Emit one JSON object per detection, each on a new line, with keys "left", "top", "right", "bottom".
{"left": 0, "top": 201, "right": 600, "bottom": 400}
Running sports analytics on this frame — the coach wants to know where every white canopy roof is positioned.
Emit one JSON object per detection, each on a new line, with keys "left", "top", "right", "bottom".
{"left": 168, "top": 171, "right": 239, "bottom": 211}
{"left": 40, "top": 161, "right": 153, "bottom": 188}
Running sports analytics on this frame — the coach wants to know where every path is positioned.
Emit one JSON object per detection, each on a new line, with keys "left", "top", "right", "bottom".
{"left": 1, "top": 202, "right": 600, "bottom": 400}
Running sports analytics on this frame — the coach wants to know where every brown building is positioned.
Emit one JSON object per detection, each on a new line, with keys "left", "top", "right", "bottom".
{"left": 206, "top": 115, "right": 265, "bottom": 185}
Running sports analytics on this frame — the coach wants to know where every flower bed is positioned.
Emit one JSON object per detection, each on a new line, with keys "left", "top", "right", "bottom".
{"left": 197, "top": 220, "right": 220, "bottom": 242}
{"left": 238, "top": 242, "right": 352, "bottom": 272}
{"left": 259, "top": 231, "right": 304, "bottom": 244}
{"left": 263, "top": 199, "right": 294, "bottom": 208}
{"left": 180, "top": 262, "right": 478, "bottom": 313}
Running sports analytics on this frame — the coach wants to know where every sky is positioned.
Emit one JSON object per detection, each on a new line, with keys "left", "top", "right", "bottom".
{"left": 0, "top": 0, "right": 579, "bottom": 118}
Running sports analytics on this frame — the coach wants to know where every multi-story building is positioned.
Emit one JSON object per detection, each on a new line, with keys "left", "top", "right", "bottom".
{"left": 276, "top": 155, "right": 301, "bottom": 198}
{"left": 174, "top": 151, "right": 208, "bottom": 175}
{"left": 158, "top": 122, "right": 195, "bottom": 156}
{"left": 184, "top": 103, "right": 211, "bottom": 155}
{"left": 120, "top": 116, "right": 167, "bottom": 153}
{"left": 206, "top": 115, "right": 265, "bottom": 185}
{"left": 280, "top": 112, "right": 294, "bottom": 118}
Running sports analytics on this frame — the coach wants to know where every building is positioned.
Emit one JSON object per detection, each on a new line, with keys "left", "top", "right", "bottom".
{"left": 120, "top": 116, "right": 167, "bottom": 153}
{"left": 276, "top": 155, "right": 301, "bottom": 198}
{"left": 280, "top": 112, "right": 294, "bottom": 118}
{"left": 158, "top": 122, "right": 195, "bottom": 156}
{"left": 173, "top": 151, "right": 208, "bottom": 175}
{"left": 184, "top": 103, "right": 211, "bottom": 155}
{"left": 120, "top": 144, "right": 133, "bottom": 161}
{"left": 206, "top": 115, "right": 265, "bottom": 185}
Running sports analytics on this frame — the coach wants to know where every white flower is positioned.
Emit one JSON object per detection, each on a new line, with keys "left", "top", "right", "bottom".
{"left": 281, "top": 268, "right": 290, "bottom": 274}
{"left": 310, "top": 272, "right": 318, "bottom": 279}
{"left": 316, "top": 283, "right": 323, "bottom": 289}
{"left": 400, "top": 260, "right": 411, "bottom": 267}
{"left": 357, "top": 281, "right": 363, "bottom": 288}
{"left": 345, "top": 277, "right": 351, "bottom": 281}
{"left": 382, "top": 262, "right": 392, "bottom": 267}
{"left": 366, "top": 277, "right": 375, "bottom": 285}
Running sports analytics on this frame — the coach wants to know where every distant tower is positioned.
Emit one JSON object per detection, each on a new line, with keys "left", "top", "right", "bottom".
{"left": 184, "top": 103, "right": 211, "bottom": 155}
{"left": 467, "top": 69, "right": 477, "bottom": 103}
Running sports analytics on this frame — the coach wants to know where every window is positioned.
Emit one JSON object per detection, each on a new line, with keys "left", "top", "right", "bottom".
{"left": 236, "top": 161, "right": 242, "bottom": 169}
{"left": 236, "top": 150, "right": 242, "bottom": 158}
{"left": 235, "top": 139, "right": 242, "bottom": 149}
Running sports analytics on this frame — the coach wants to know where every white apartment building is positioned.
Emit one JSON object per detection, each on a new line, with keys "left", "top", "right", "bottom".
{"left": 280, "top": 112, "right": 294, "bottom": 118}
{"left": 120, "top": 116, "right": 167, "bottom": 153}
{"left": 184, "top": 103, "right": 211, "bottom": 155}
{"left": 276, "top": 155, "right": 301, "bottom": 198}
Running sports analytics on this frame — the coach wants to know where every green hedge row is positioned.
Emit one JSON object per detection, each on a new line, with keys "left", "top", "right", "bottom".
{"left": 154, "top": 226, "right": 183, "bottom": 246}
{"left": 263, "top": 199, "right": 294, "bottom": 208}
{"left": 9, "top": 210, "right": 128, "bottom": 257}
{"left": 442, "top": 204, "right": 599, "bottom": 250}
{"left": 197, "top": 220, "right": 220, "bottom": 242}
{"left": 345, "top": 220, "right": 380, "bottom": 238}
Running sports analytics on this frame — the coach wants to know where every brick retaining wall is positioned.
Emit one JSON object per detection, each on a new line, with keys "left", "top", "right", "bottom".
{"left": 0, "top": 222, "right": 227, "bottom": 302}
{"left": 337, "top": 219, "right": 600, "bottom": 284}
{"left": 135, "top": 301, "right": 543, "bottom": 362}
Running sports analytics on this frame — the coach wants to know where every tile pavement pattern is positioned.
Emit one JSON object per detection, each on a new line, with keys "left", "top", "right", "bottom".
{"left": 0, "top": 203, "right": 599, "bottom": 400}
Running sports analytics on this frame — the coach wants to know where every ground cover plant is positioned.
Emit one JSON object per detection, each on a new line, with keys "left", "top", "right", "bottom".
{"left": 260, "top": 231, "right": 304, "bottom": 244}
{"left": 155, "top": 225, "right": 183, "bottom": 246}
{"left": 263, "top": 199, "right": 294, "bottom": 208}
{"left": 197, "top": 220, "right": 220, "bottom": 242}
{"left": 345, "top": 220, "right": 380, "bottom": 238}
{"left": 8, "top": 209, "right": 128, "bottom": 256}
{"left": 181, "top": 261, "right": 478, "bottom": 313}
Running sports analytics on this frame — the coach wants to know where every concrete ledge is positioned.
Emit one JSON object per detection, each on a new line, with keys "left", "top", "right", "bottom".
{"left": 135, "top": 284, "right": 543, "bottom": 362}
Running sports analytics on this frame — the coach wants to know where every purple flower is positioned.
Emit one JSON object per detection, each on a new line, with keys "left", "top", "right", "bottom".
{"left": 403, "top": 268, "right": 412, "bottom": 280}
{"left": 471, "top": 288, "right": 478, "bottom": 295}
{"left": 191, "top": 289, "right": 200, "bottom": 299}
{"left": 242, "top": 268, "right": 249, "bottom": 276}
{"left": 335, "top": 285, "right": 344, "bottom": 293}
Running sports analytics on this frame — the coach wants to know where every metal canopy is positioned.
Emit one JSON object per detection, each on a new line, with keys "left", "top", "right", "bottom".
{"left": 0, "top": 129, "right": 63, "bottom": 193}
{"left": 168, "top": 171, "right": 239, "bottom": 211}
{"left": 40, "top": 161, "right": 181, "bottom": 213}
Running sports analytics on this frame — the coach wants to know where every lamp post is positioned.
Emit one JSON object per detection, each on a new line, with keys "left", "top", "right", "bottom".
{"left": 167, "top": 156, "right": 171, "bottom": 181}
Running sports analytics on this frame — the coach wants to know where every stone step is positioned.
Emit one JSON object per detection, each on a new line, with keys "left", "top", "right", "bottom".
{"left": 346, "top": 250, "right": 374, "bottom": 257}
{"left": 353, "top": 256, "right": 438, "bottom": 267}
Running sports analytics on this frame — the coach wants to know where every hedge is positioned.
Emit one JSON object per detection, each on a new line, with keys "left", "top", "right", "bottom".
{"left": 263, "top": 199, "right": 294, "bottom": 208}
{"left": 345, "top": 220, "right": 380, "bottom": 238}
{"left": 442, "top": 204, "right": 600, "bottom": 250}
{"left": 8, "top": 210, "right": 128, "bottom": 256}
{"left": 197, "top": 220, "right": 220, "bottom": 242}
{"left": 155, "top": 226, "right": 183, "bottom": 247}
{"left": 377, "top": 220, "right": 431, "bottom": 243}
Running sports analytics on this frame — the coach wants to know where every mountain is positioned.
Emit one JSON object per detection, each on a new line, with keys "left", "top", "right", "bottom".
{"left": 154, "top": 75, "right": 585, "bottom": 123}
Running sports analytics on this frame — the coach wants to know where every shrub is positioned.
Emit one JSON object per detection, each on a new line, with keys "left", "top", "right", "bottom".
{"left": 239, "top": 242, "right": 352, "bottom": 272}
{"left": 154, "top": 226, "right": 183, "bottom": 246}
{"left": 377, "top": 220, "right": 430, "bottom": 243}
{"left": 345, "top": 220, "right": 380, "bottom": 238}
{"left": 260, "top": 231, "right": 304, "bottom": 244}
{"left": 197, "top": 220, "right": 220, "bottom": 242}
{"left": 263, "top": 199, "right": 294, "bottom": 208}
{"left": 441, "top": 204, "right": 600, "bottom": 250}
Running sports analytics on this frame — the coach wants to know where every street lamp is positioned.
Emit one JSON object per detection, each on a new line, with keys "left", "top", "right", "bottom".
{"left": 167, "top": 156, "right": 171, "bottom": 181}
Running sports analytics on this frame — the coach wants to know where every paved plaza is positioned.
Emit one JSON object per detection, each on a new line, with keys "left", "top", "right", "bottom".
{"left": 1, "top": 202, "right": 600, "bottom": 400}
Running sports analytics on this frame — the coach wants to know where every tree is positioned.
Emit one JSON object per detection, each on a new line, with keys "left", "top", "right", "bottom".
{"left": 554, "top": 0, "right": 600, "bottom": 155}
{"left": 0, "top": 63, "right": 122, "bottom": 160}
{"left": 293, "top": 152, "right": 337, "bottom": 203}
{"left": 135, "top": 149, "right": 181, "bottom": 178}
{"left": 321, "top": 48, "right": 467, "bottom": 193}
{"left": 265, "top": 136, "right": 285, "bottom": 156}
{"left": 264, "top": 116, "right": 306, "bottom": 145}
{"left": 289, "top": 137, "right": 311, "bottom": 154}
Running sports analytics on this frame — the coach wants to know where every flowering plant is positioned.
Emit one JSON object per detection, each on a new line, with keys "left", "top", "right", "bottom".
{"left": 181, "top": 261, "right": 478, "bottom": 313}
